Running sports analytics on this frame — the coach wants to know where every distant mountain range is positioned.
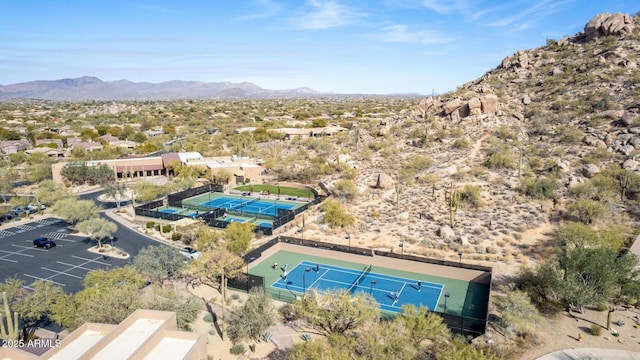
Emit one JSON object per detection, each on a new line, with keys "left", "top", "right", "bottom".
{"left": 0, "top": 76, "right": 325, "bottom": 101}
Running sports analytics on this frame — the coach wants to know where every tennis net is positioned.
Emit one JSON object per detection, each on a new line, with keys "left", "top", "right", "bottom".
{"left": 347, "top": 265, "right": 372, "bottom": 293}
{"left": 229, "top": 201, "right": 248, "bottom": 210}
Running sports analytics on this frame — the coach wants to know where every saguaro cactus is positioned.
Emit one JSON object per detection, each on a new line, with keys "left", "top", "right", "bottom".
{"left": 0, "top": 292, "right": 19, "bottom": 340}
{"left": 445, "top": 183, "right": 461, "bottom": 228}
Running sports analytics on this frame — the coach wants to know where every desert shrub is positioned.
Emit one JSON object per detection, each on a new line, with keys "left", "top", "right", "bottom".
{"left": 557, "top": 125, "right": 583, "bottom": 144}
{"left": 230, "top": 344, "right": 245, "bottom": 355}
{"left": 146, "top": 221, "right": 155, "bottom": 229}
{"left": 155, "top": 224, "right": 161, "bottom": 232}
{"left": 495, "top": 125, "right": 517, "bottom": 140}
{"left": 162, "top": 225, "right": 172, "bottom": 233}
{"left": 568, "top": 199, "right": 606, "bottom": 224}
{"left": 590, "top": 324, "right": 602, "bottom": 336}
{"left": 520, "top": 177, "right": 556, "bottom": 199}
{"left": 485, "top": 152, "right": 516, "bottom": 169}
{"left": 203, "top": 313, "right": 216, "bottom": 323}
{"left": 460, "top": 185, "right": 483, "bottom": 208}
{"left": 452, "top": 138, "right": 469, "bottom": 149}
{"left": 171, "top": 232, "right": 182, "bottom": 241}
{"left": 333, "top": 179, "right": 359, "bottom": 201}
{"left": 231, "top": 294, "right": 240, "bottom": 300}
{"left": 320, "top": 199, "right": 355, "bottom": 228}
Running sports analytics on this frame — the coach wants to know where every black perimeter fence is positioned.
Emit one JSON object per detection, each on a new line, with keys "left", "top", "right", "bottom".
{"left": 227, "top": 235, "right": 491, "bottom": 337}
{"left": 135, "top": 185, "right": 324, "bottom": 236}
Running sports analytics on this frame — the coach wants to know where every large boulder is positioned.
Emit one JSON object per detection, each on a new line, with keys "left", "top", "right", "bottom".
{"left": 374, "top": 173, "right": 394, "bottom": 189}
{"left": 583, "top": 164, "right": 601, "bottom": 178}
{"left": 584, "top": 13, "right": 635, "bottom": 41}
{"left": 468, "top": 97, "right": 482, "bottom": 116}
{"left": 438, "top": 226, "right": 456, "bottom": 241}
{"left": 481, "top": 94, "right": 498, "bottom": 114}
{"left": 621, "top": 112, "right": 638, "bottom": 126}
{"left": 443, "top": 98, "right": 464, "bottom": 115}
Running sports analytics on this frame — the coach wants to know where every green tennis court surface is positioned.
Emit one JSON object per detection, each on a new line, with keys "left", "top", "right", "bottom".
{"left": 272, "top": 261, "right": 444, "bottom": 313}
{"left": 253, "top": 250, "right": 489, "bottom": 319}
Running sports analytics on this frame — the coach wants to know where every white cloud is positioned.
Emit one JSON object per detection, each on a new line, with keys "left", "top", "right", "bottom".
{"left": 373, "top": 24, "right": 455, "bottom": 44}
{"left": 487, "top": 0, "right": 572, "bottom": 28}
{"left": 291, "top": 0, "right": 368, "bottom": 30}
{"left": 237, "top": 0, "right": 283, "bottom": 20}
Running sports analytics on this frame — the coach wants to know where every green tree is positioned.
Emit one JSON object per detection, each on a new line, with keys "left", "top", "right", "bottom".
{"left": 288, "top": 334, "right": 354, "bottom": 360}
{"left": 145, "top": 286, "right": 201, "bottom": 330}
{"left": 72, "top": 266, "right": 146, "bottom": 327}
{"left": 353, "top": 320, "right": 419, "bottom": 360}
{"left": 36, "top": 180, "right": 71, "bottom": 206}
{"left": 51, "top": 198, "right": 101, "bottom": 225}
{"left": 224, "top": 222, "right": 254, "bottom": 256}
{"left": 133, "top": 245, "right": 186, "bottom": 284}
{"left": 395, "top": 304, "right": 450, "bottom": 346}
{"left": 76, "top": 218, "right": 118, "bottom": 248}
{"left": 495, "top": 290, "right": 542, "bottom": 334}
{"left": 567, "top": 199, "right": 606, "bottom": 224}
{"left": 432, "top": 337, "right": 504, "bottom": 360}
{"left": 102, "top": 181, "right": 128, "bottom": 210}
{"left": 228, "top": 287, "right": 277, "bottom": 341}
{"left": 0, "top": 175, "right": 15, "bottom": 204}
{"left": 13, "top": 281, "right": 65, "bottom": 340}
{"left": 189, "top": 247, "right": 244, "bottom": 339}
{"left": 294, "top": 289, "right": 379, "bottom": 335}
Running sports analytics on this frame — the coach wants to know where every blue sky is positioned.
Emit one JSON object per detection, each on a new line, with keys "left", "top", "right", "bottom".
{"left": 0, "top": 1, "right": 638, "bottom": 94}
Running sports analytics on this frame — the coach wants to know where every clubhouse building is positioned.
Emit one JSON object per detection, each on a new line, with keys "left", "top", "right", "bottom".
{"left": 51, "top": 152, "right": 265, "bottom": 186}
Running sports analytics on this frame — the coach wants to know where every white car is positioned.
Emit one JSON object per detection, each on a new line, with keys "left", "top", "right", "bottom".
{"left": 180, "top": 247, "right": 202, "bottom": 260}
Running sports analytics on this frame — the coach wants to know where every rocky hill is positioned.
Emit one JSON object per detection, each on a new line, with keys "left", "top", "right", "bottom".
{"left": 296, "top": 12, "right": 640, "bottom": 271}
{"left": 0, "top": 76, "right": 324, "bottom": 101}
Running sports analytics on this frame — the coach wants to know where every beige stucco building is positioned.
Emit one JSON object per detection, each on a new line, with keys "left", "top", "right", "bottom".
{"left": 0, "top": 310, "right": 207, "bottom": 359}
{"left": 51, "top": 152, "right": 265, "bottom": 186}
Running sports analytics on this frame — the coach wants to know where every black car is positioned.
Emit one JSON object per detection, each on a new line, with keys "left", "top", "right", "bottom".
{"left": 33, "top": 237, "right": 56, "bottom": 249}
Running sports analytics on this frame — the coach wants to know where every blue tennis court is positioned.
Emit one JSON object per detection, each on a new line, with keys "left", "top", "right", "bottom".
{"left": 200, "top": 196, "right": 295, "bottom": 217}
{"left": 271, "top": 261, "right": 444, "bottom": 313}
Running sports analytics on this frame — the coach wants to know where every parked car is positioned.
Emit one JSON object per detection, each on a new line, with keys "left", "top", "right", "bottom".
{"left": 180, "top": 247, "right": 201, "bottom": 260}
{"left": 33, "top": 237, "right": 56, "bottom": 249}
{"left": 0, "top": 213, "right": 15, "bottom": 222}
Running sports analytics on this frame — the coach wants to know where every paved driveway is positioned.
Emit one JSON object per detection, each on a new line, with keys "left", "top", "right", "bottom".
{"left": 0, "top": 216, "right": 160, "bottom": 293}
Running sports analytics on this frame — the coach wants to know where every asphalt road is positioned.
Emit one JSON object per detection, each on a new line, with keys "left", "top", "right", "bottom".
{"left": 0, "top": 190, "right": 164, "bottom": 293}
{"left": 0, "top": 218, "right": 128, "bottom": 293}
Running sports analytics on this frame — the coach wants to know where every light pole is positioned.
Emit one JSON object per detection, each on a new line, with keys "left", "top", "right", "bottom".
{"left": 458, "top": 251, "right": 463, "bottom": 265}
{"left": 444, "top": 291, "right": 451, "bottom": 314}
{"left": 346, "top": 235, "right": 351, "bottom": 252}
{"left": 303, "top": 268, "right": 311, "bottom": 298}
{"left": 399, "top": 242, "right": 404, "bottom": 258}
{"left": 369, "top": 280, "right": 377, "bottom": 297}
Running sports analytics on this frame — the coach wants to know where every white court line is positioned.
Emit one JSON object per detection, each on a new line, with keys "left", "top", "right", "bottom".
{"left": 23, "top": 274, "right": 66, "bottom": 287}
{"left": 56, "top": 261, "right": 94, "bottom": 271}
{"left": 0, "top": 249, "right": 34, "bottom": 258}
{"left": 41, "top": 267, "right": 83, "bottom": 279}
{"left": 307, "top": 269, "right": 329, "bottom": 289}
{"left": 71, "top": 255, "right": 112, "bottom": 266}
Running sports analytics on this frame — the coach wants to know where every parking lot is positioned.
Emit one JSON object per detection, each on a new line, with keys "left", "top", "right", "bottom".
{"left": 0, "top": 217, "right": 129, "bottom": 293}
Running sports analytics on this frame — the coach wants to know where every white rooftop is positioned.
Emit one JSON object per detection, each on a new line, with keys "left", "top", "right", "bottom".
{"left": 142, "top": 337, "right": 198, "bottom": 360}
{"left": 91, "top": 318, "right": 163, "bottom": 360}
{"left": 48, "top": 330, "right": 106, "bottom": 360}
